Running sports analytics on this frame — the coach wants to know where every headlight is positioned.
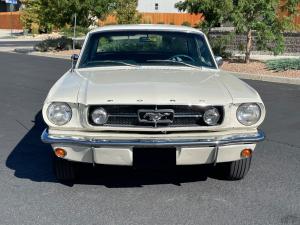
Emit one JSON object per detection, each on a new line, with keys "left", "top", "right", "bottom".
{"left": 236, "top": 103, "right": 261, "bottom": 126}
{"left": 91, "top": 107, "right": 108, "bottom": 125}
{"left": 203, "top": 107, "right": 220, "bottom": 126}
{"left": 47, "top": 102, "right": 72, "bottom": 126}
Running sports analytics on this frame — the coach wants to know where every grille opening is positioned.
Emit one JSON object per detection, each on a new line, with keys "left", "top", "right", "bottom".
{"left": 88, "top": 105, "right": 224, "bottom": 127}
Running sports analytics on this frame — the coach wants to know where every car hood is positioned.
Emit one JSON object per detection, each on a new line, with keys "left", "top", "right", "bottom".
{"left": 74, "top": 68, "right": 232, "bottom": 105}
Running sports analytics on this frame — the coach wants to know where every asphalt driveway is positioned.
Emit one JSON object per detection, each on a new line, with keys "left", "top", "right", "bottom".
{"left": 0, "top": 52, "right": 299, "bottom": 225}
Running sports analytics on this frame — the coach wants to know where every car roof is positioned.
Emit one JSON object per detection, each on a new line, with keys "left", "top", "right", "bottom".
{"left": 89, "top": 24, "right": 205, "bottom": 35}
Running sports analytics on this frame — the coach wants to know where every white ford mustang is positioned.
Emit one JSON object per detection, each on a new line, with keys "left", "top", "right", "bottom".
{"left": 41, "top": 25, "right": 266, "bottom": 181}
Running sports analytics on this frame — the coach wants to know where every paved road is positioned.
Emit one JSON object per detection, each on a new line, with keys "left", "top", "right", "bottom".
{"left": 0, "top": 40, "right": 41, "bottom": 53}
{"left": 0, "top": 40, "right": 40, "bottom": 47}
{"left": 0, "top": 52, "right": 299, "bottom": 225}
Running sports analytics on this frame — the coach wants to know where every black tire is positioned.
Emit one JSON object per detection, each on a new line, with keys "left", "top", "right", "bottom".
{"left": 53, "top": 155, "right": 76, "bottom": 181}
{"left": 215, "top": 157, "right": 252, "bottom": 180}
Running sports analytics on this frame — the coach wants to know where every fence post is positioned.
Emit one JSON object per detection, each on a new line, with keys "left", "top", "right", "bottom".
{"left": 10, "top": 3, "right": 13, "bottom": 37}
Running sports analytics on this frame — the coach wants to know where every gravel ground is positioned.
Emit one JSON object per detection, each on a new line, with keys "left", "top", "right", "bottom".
{"left": 223, "top": 60, "right": 300, "bottom": 78}
{"left": 48, "top": 49, "right": 81, "bottom": 56}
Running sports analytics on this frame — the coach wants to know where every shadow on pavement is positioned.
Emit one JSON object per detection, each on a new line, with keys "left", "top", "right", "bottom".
{"left": 6, "top": 110, "right": 213, "bottom": 187}
{"left": 6, "top": 111, "right": 56, "bottom": 183}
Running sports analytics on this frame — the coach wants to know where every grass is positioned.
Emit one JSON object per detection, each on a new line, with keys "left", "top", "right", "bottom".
{"left": 265, "top": 58, "right": 300, "bottom": 71}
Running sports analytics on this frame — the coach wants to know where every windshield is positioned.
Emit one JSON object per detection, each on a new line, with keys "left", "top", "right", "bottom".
{"left": 79, "top": 31, "right": 217, "bottom": 69}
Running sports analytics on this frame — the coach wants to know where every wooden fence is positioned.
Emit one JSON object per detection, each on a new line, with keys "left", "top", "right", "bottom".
{"left": 0, "top": 12, "right": 22, "bottom": 29}
{"left": 1, "top": 9, "right": 299, "bottom": 30}
{"left": 99, "top": 13, "right": 204, "bottom": 26}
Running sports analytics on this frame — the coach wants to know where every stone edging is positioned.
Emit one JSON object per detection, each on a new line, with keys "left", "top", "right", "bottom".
{"left": 226, "top": 70, "right": 300, "bottom": 85}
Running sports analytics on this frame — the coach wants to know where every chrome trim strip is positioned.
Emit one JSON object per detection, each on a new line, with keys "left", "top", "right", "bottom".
{"left": 108, "top": 114, "right": 202, "bottom": 118}
{"left": 174, "top": 114, "right": 202, "bottom": 118}
{"left": 41, "top": 129, "right": 265, "bottom": 147}
{"left": 108, "top": 114, "right": 138, "bottom": 118}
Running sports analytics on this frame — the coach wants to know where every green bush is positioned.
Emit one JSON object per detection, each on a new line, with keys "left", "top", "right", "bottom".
{"left": 34, "top": 36, "right": 81, "bottom": 52}
{"left": 181, "top": 21, "right": 191, "bottom": 27}
{"left": 265, "top": 58, "right": 300, "bottom": 71}
{"left": 209, "top": 34, "right": 233, "bottom": 58}
{"left": 60, "top": 26, "right": 89, "bottom": 37}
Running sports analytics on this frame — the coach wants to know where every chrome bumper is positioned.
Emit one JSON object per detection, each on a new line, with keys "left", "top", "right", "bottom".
{"left": 41, "top": 129, "right": 265, "bottom": 147}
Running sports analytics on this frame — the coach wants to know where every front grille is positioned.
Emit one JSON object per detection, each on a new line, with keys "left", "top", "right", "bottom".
{"left": 88, "top": 105, "right": 224, "bottom": 127}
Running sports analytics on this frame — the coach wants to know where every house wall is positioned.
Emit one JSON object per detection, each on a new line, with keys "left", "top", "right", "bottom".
{"left": 209, "top": 30, "right": 300, "bottom": 53}
{"left": 0, "top": 0, "right": 21, "bottom": 12}
{"left": 137, "top": 0, "right": 181, "bottom": 13}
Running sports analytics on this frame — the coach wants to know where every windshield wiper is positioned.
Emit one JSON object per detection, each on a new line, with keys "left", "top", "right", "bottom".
{"left": 146, "top": 60, "right": 202, "bottom": 70}
{"left": 87, "top": 60, "right": 137, "bottom": 67}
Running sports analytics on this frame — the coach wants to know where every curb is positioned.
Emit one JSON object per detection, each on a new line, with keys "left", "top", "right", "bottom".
{"left": 0, "top": 38, "right": 43, "bottom": 42}
{"left": 225, "top": 70, "right": 300, "bottom": 85}
{"left": 14, "top": 47, "right": 35, "bottom": 54}
{"left": 28, "top": 51, "right": 71, "bottom": 60}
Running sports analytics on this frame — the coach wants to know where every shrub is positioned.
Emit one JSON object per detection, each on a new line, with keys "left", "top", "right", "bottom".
{"left": 104, "top": 22, "right": 117, "bottom": 26}
{"left": 115, "top": 0, "right": 141, "bottom": 24}
{"left": 142, "top": 18, "right": 152, "bottom": 24}
{"left": 31, "top": 23, "right": 39, "bottom": 35}
{"left": 265, "top": 58, "right": 300, "bottom": 71}
{"left": 181, "top": 21, "right": 191, "bottom": 27}
{"left": 209, "top": 34, "right": 233, "bottom": 58}
{"left": 34, "top": 37, "right": 82, "bottom": 52}
{"left": 60, "top": 26, "right": 89, "bottom": 37}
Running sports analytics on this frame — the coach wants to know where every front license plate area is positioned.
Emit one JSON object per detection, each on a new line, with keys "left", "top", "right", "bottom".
{"left": 133, "top": 147, "right": 176, "bottom": 169}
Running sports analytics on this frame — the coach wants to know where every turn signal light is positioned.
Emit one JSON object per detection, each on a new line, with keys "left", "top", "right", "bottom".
{"left": 55, "top": 148, "right": 67, "bottom": 158}
{"left": 241, "top": 148, "right": 252, "bottom": 158}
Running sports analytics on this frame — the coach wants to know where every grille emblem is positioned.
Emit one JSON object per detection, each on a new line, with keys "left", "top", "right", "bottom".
{"left": 138, "top": 109, "right": 174, "bottom": 126}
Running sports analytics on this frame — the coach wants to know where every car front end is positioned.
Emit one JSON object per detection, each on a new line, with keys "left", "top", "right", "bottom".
{"left": 41, "top": 25, "right": 266, "bottom": 180}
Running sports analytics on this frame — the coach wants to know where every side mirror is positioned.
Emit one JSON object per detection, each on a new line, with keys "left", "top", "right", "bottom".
{"left": 71, "top": 54, "right": 79, "bottom": 70}
{"left": 215, "top": 56, "right": 223, "bottom": 68}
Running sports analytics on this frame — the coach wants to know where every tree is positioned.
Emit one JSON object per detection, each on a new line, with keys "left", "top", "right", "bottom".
{"left": 176, "top": 0, "right": 300, "bottom": 63}
{"left": 20, "top": 0, "right": 114, "bottom": 32}
{"left": 175, "top": 0, "right": 234, "bottom": 57}
{"left": 89, "top": 0, "right": 115, "bottom": 21}
{"left": 231, "top": 0, "right": 300, "bottom": 63}
{"left": 20, "top": 0, "right": 40, "bottom": 32}
{"left": 114, "top": 0, "right": 141, "bottom": 24}
{"left": 175, "top": 0, "right": 233, "bottom": 32}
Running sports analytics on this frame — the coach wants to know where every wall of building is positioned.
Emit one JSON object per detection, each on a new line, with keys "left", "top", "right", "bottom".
{"left": 0, "top": 0, "right": 21, "bottom": 12}
{"left": 0, "top": 1, "right": 7, "bottom": 12}
{"left": 209, "top": 31, "right": 300, "bottom": 53}
{"left": 137, "top": 0, "right": 181, "bottom": 13}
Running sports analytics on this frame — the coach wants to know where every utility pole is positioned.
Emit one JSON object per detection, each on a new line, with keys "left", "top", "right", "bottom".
{"left": 10, "top": 3, "right": 13, "bottom": 37}
{"left": 73, "top": 13, "right": 77, "bottom": 50}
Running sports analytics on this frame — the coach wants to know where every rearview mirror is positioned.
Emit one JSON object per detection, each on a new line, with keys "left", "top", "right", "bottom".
{"left": 215, "top": 56, "right": 223, "bottom": 68}
{"left": 71, "top": 54, "right": 79, "bottom": 70}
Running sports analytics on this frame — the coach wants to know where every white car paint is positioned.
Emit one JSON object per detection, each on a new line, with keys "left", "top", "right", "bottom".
{"left": 42, "top": 25, "right": 266, "bottom": 166}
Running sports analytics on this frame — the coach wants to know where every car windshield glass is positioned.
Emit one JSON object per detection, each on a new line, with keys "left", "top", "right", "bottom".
{"left": 79, "top": 31, "right": 217, "bottom": 69}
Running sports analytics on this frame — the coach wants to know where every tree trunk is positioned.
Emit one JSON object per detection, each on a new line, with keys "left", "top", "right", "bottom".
{"left": 245, "top": 29, "right": 252, "bottom": 63}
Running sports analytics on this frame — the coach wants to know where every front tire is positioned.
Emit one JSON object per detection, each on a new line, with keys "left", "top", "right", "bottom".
{"left": 215, "top": 157, "right": 252, "bottom": 180}
{"left": 53, "top": 155, "right": 76, "bottom": 181}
